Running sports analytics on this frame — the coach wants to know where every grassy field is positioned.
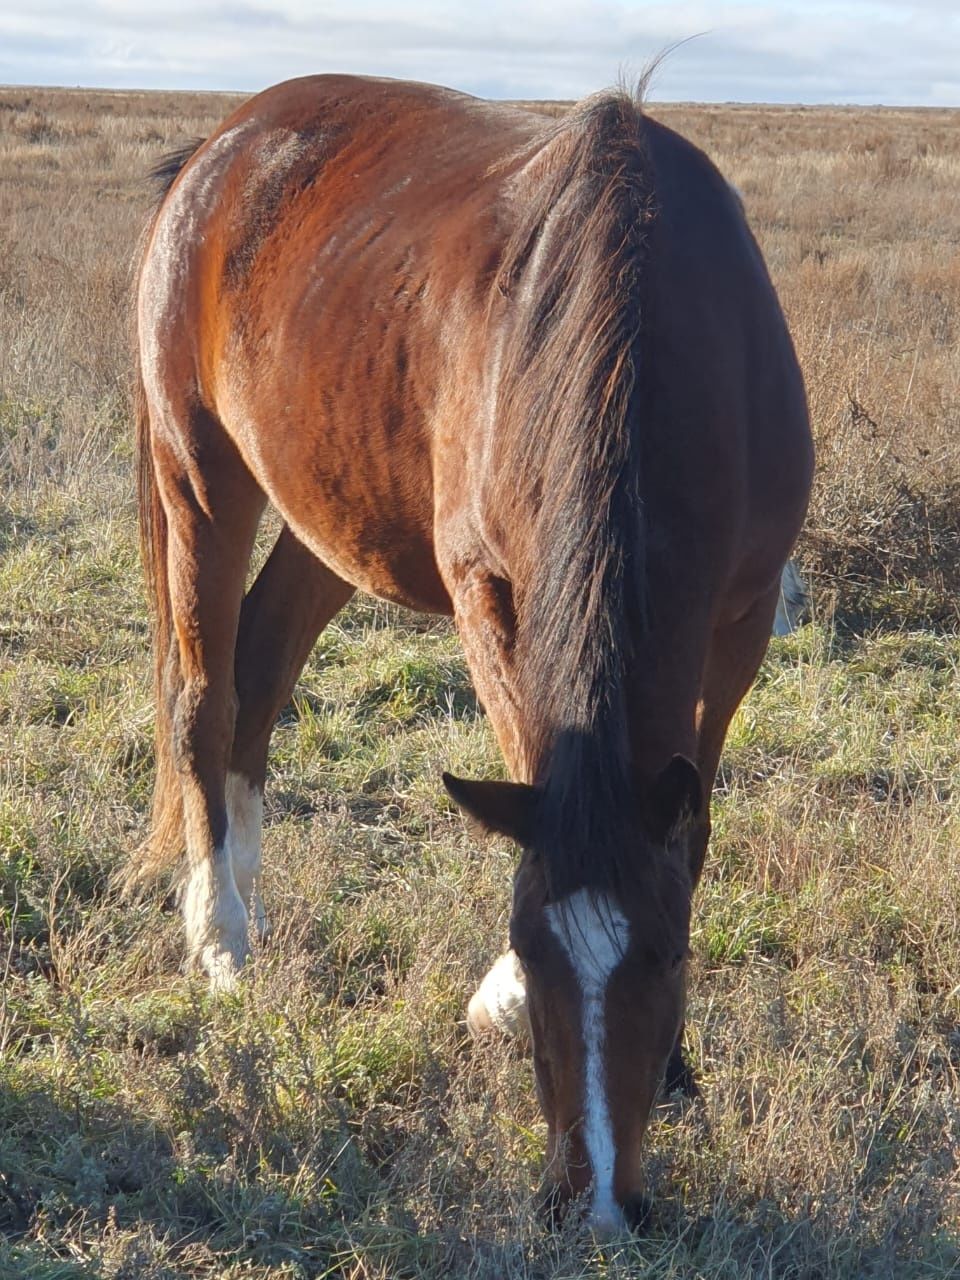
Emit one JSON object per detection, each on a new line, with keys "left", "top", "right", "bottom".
{"left": 1, "top": 85, "right": 959, "bottom": 1278}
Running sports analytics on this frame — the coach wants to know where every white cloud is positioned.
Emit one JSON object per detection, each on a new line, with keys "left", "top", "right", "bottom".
{"left": 0, "top": 0, "right": 957, "bottom": 104}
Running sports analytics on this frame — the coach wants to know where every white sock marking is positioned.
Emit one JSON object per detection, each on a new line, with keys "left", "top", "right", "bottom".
{"left": 226, "top": 771, "right": 268, "bottom": 937}
{"left": 545, "top": 889, "right": 629, "bottom": 1231}
{"left": 180, "top": 773, "right": 267, "bottom": 990}
{"left": 181, "top": 855, "right": 248, "bottom": 991}
{"left": 468, "top": 950, "right": 529, "bottom": 1037}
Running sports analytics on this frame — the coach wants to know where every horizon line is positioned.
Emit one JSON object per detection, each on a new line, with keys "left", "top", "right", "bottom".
{"left": 1, "top": 78, "right": 956, "bottom": 112}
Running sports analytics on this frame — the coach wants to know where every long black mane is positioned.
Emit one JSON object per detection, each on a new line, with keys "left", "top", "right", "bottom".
{"left": 494, "top": 89, "right": 653, "bottom": 899}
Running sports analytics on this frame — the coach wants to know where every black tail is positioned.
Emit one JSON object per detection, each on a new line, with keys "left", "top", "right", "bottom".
{"left": 119, "top": 137, "right": 206, "bottom": 893}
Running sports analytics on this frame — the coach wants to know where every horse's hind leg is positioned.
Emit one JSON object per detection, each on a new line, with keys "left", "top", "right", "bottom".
{"left": 153, "top": 420, "right": 265, "bottom": 987}
{"left": 227, "top": 526, "right": 354, "bottom": 932}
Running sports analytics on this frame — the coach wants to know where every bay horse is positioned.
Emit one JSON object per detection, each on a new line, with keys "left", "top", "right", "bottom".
{"left": 131, "top": 75, "right": 813, "bottom": 1233}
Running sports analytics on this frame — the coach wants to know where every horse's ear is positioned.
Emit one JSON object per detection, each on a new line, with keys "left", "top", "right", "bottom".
{"left": 646, "top": 755, "right": 702, "bottom": 844}
{"left": 442, "top": 773, "right": 538, "bottom": 846}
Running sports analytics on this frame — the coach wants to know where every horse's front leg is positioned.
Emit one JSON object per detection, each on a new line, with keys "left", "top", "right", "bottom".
{"left": 449, "top": 567, "right": 532, "bottom": 1040}
{"left": 664, "top": 583, "right": 783, "bottom": 1094}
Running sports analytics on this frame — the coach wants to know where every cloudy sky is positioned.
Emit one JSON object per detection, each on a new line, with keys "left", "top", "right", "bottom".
{"left": 1, "top": 1, "right": 958, "bottom": 105}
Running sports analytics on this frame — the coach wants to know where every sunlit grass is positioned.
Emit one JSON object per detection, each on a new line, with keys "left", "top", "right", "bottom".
{"left": 1, "top": 87, "right": 958, "bottom": 1277}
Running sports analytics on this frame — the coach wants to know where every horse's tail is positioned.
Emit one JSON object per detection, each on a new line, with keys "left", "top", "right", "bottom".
{"left": 125, "top": 349, "right": 186, "bottom": 892}
{"left": 120, "top": 142, "right": 205, "bottom": 894}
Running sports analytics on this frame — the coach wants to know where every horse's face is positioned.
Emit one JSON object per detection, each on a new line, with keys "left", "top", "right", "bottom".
{"left": 509, "top": 845, "right": 690, "bottom": 1232}
{"left": 444, "top": 757, "right": 699, "bottom": 1234}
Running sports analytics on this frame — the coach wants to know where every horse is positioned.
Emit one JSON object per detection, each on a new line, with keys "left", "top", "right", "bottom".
{"left": 130, "top": 74, "right": 813, "bottom": 1234}
{"left": 773, "top": 558, "right": 809, "bottom": 636}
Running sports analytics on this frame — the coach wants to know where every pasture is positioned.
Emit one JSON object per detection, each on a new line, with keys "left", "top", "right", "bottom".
{"left": 1, "top": 86, "right": 959, "bottom": 1278}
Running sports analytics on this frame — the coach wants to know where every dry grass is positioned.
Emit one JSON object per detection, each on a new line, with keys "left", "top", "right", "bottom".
{"left": 1, "top": 87, "right": 959, "bottom": 1278}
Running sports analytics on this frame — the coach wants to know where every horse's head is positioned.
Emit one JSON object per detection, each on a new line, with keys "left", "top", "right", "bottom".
{"left": 444, "top": 756, "right": 700, "bottom": 1234}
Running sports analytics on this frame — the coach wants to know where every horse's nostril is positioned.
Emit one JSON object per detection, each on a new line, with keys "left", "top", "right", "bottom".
{"left": 622, "top": 1194, "right": 653, "bottom": 1233}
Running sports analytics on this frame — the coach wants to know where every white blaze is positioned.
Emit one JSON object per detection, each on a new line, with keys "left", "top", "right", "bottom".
{"left": 545, "top": 888, "right": 630, "bottom": 1232}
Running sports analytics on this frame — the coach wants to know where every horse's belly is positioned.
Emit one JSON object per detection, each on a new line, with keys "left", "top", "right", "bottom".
{"left": 242, "top": 434, "right": 452, "bottom": 615}
{"left": 291, "top": 513, "right": 452, "bottom": 615}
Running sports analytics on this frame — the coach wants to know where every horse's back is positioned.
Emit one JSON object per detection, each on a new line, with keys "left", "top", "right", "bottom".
{"left": 148, "top": 75, "right": 538, "bottom": 307}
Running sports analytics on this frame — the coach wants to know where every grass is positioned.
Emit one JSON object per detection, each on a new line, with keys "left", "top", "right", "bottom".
{"left": 1, "top": 86, "right": 959, "bottom": 1276}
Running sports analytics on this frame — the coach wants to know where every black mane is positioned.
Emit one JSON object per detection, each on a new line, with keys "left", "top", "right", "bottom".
{"left": 494, "top": 89, "right": 653, "bottom": 899}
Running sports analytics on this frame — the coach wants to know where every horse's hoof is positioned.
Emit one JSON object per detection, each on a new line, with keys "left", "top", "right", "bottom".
{"left": 195, "top": 938, "right": 249, "bottom": 993}
{"left": 466, "top": 951, "right": 530, "bottom": 1038}
{"left": 662, "top": 1047, "right": 699, "bottom": 1099}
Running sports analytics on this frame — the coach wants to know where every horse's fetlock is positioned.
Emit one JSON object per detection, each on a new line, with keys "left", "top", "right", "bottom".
{"left": 181, "top": 855, "right": 250, "bottom": 988}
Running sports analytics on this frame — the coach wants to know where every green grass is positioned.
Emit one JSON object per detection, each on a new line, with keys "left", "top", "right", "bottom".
{"left": 3, "top": 87, "right": 960, "bottom": 1278}
{"left": 1, "top": 483, "right": 958, "bottom": 1278}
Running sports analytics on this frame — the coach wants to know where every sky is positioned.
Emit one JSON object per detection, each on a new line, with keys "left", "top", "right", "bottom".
{"left": 1, "top": 0, "right": 959, "bottom": 106}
